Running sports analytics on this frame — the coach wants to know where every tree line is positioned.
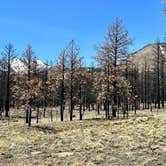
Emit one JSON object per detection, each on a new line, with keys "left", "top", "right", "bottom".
{"left": 0, "top": 18, "right": 165, "bottom": 126}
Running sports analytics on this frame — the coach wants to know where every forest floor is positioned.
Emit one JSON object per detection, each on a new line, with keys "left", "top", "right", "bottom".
{"left": 0, "top": 109, "right": 166, "bottom": 166}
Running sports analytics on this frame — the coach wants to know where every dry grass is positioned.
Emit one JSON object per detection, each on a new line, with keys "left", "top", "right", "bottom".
{"left": 0, "top": 110, "right": 166, "bottom": 166}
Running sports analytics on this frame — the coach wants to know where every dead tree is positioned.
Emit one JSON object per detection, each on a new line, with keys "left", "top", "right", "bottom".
{"left": 66, "top": 40, "right": 81, "bottom": 121}
{"left": 57, "top": 49, "right": 67, "bottom": 121}
{"left": 96, "top": 18, "right": 132, "bottom": 118}
{"left": 1, "top": 44, "right": 16, "bottom": 117}
{"left": 153, "top": 42, "right": 161, "bottom": 109}
{"left": 22, "top": 45, "right": 35, "bottom": 126}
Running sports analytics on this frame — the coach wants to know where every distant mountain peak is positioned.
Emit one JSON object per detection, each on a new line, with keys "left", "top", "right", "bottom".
{"left": 129, "top": 43, "right": 166, "bottom": 71}
{"left": 11, "top": 58, "right": 47, "bottom": 73}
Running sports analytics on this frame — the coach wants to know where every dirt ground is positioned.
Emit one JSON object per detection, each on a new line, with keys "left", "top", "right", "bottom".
{"left": 0, "top": 109, "right": 166, "bottom": 166}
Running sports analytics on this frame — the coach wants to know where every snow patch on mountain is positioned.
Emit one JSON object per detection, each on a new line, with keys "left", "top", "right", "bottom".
{"left": 160, "top": 45, "right": 166, "bottom": 55}
{"left": 36, "top": 59, "right": 47, "bottom": 69}
{"left": 11, "top": 58, "right": 27, "bottom": 73}
{"left": 11, "top": 58, "right": 47, "bottom": 73}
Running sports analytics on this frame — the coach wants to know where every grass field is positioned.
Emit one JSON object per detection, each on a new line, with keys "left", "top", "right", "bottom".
{"left": 0, "top": 109, "right": 166, "bottom": 166}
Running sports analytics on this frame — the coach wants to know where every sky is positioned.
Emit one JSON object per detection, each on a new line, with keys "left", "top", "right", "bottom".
{"left": 0, "top": 0, "right": 166, "bottom": 66}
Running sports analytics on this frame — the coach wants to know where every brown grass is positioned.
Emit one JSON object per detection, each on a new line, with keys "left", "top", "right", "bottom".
{"left": 0, "top": 110, "right": 166, "bottom": 166}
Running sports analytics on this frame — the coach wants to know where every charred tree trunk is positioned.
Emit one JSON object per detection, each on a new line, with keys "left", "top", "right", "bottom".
{"left": 28, "top": 108, "right": 32, "bottom": 127}
{"left": 144, "top": 59, "right": 147, "bottom": 109}
{"left": 161, "top": 53, "right": 165, "bottom": 109}
{"left": 112, "top": 47, "right": 117, "bottom": 118}
{"left": 70, "top": 76, "right": 73, "bottom": 121}
{"left": 157, "top": 43, "right": 160, "bottom": 109}
{"left": 5, "top": 64, "right": 10, "bottom": 117}
{"left": 60, "top": 80, "right": 64, "bottom": 121}
{"left": 79, "top": 84, "right": 82, "bottom": 120}
{"left": 36, "top": 107, "right": 39, "bottom": 124}
{"left": 26, "top": 109, "right": 29, "bottom": 123}
{"left": 50, "top": 109, "right": 53, "bottom": 122}
{"left": 97, "top": 103, "right": 100, "bottom": 115}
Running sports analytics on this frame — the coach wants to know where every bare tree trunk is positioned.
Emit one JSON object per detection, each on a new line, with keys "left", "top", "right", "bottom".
{"left": 144, "top": 59, "right": 147, "bottom": 109}
{"left": 26, "top": 109, "right": 29, "bottom": 123}
{"left": 96, "top": 103, "right": 100, "bottom": 115}
{"left": 157, "top": 43, "right": 160, "bottom": 109}
{"left": 161, "top": 53, "right": 165, "bottom": 109}
{"left": 36, "top": 107, "right": 39, "bottom": 124}
{"left": 60, "top": 76, "right": 65, "bottom": 121}
{"left": 50, "top": 109, "right": 53, "bottom": 122}
{"left": 28, "top": 108, "right": 32, "bottom": 127}
{"left": 43, "top": 107, "right": 46, "bottom": 118}
{"left": 70, "top": 80, "right": 73, "bottom": 121}
{"left": 126, "top": 99, "right": 129, "bottom": 118}
{"left": 5, "top": 68, "right": 10, "bottom": 117}
{"left": 79, "top": 83, "right": 83, "bottom": 120}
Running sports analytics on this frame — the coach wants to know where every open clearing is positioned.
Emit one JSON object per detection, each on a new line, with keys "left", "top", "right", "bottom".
{"left": 0, "top": 110, "right": 166, "bottom": 166}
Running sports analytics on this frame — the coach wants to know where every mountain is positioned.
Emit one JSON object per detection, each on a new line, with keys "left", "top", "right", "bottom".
{"left": 11, "top": 58, "right": 47, "bottom": 73}
{"left": 128, "top": 43, "right": 166, "bottom": 71}
{"left": 11, "top": 58, "right": 27, "bottom": 73}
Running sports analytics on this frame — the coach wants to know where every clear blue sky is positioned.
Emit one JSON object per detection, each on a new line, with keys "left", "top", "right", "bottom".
{"left": 0, "top": 0, "right": 166, "bottom": 66}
